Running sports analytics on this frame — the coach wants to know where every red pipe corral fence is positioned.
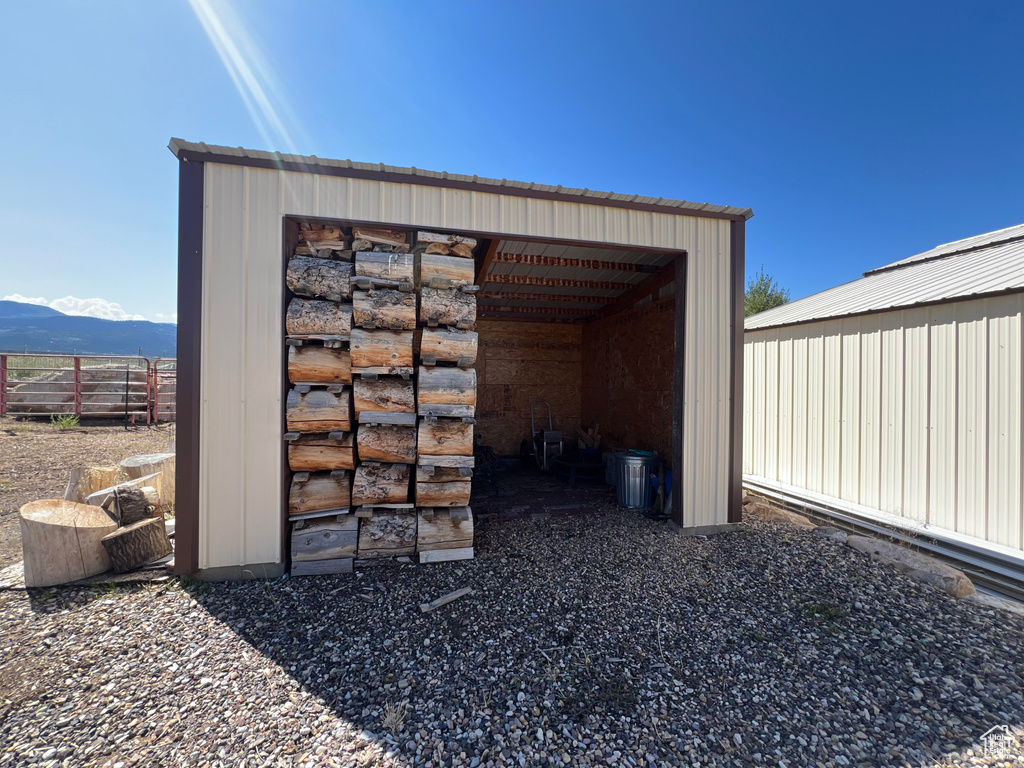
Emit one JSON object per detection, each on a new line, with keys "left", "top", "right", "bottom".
{"left": 0, "top": 354, "right": 177, "bottom": 424}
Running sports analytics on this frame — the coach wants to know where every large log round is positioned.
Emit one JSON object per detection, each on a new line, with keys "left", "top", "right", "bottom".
{"left": 286, "top": 256, "right": 353, "bottom": 300}
{"left": 286, "top": 298, "right": 353, "bottom": 337}
{"left": 20, "top": 500, "right": 117, "bottom": 587}
{"left": 119, "top": 453, "right": 175, "bottom": 511}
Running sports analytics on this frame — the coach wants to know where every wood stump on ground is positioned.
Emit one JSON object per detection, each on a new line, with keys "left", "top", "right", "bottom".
{"left": 20, "top": 500, "right": 118, "bottom": 587}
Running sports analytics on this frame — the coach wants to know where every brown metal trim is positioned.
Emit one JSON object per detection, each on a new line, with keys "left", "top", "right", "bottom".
{"left": 492, "top": 252, "right": 660, "bottom": 273}
{"left": 173, "top": 148, "right": 750, "bottom": 222}
{"left": 671, "top": 253, "right": 687, "bottom": 527}
{"left": 727, "top": 220, "right": 745, "bottom": 525}
{"left": 477, "top": 292, "right": 609, "bottom": 305}
{"left": 746, "top": 285, "right": 1024, "bottom": 334}
{"left": 590, "top": 262, "right": 678, "bottom": 321}
{"left": 282, "top": 219, "right": 299, "bottom": 572}
{"left": 475, "top": 239, "right": 499, "bottom": 285}
{"left": 483, "top": 274, "right": 633, "bottom": 291}
{"left": 173, "top": 158, "right": 204, "bottom": 576}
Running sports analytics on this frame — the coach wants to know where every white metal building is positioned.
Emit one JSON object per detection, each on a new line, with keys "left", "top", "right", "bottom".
{"left": 169, "top": 139, "right": 751, "bottom": 578}
{"left": 743, "top": 224, "right": 1024, "bottom": 562}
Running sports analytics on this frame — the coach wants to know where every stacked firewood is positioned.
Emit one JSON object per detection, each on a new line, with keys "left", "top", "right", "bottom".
{"left": 284, "top": 225, "right": 478, "bottom": 573}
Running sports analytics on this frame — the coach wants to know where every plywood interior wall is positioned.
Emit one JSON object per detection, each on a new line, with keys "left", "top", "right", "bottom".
{"left": 475, "top": 320, "right": 583, "bottom": 455}
{"left": 581, "top": 296, "right": 676, "bottom": 459}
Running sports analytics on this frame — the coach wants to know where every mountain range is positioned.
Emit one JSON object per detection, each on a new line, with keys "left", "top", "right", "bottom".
{"left": 0, "top": 301, "right": 177, "bottom": 358}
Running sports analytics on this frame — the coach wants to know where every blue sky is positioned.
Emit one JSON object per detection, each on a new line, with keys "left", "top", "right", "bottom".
{"left": 1, "top": 1, "right": 1022, "bottom": 323}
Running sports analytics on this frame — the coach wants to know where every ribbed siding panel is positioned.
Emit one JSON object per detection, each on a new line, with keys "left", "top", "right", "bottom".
{"left": 744, "top": 295, "right": 1024, "bottom": 554}
{"left": 199, "top": 164, "right": 738, "bottom": 570}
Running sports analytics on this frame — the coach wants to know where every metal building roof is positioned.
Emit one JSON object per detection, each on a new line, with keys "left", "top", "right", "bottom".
{"left": 168, "top": 138, "right": 753, "bottom": 221}
{"left": 745, "top": 225, "right": 1024, "bottom": 331}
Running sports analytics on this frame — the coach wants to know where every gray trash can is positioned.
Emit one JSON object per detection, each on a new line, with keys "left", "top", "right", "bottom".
{"left": 604, "top": 451, "right": 627, "bottom": 485}
{"left": 616, "top": 452, "right": 659, "bottom": 508}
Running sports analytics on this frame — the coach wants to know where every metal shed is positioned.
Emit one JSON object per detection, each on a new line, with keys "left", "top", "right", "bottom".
{"left": 743, "top": 224, "right": 1024, "bottom": 566}
{"left": 169, "top": 139, "right": 751, "bottom": 578}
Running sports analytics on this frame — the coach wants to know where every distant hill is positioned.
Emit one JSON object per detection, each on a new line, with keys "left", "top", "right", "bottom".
{"left": 0, "top": 300, "right": 177, "bottom": 358}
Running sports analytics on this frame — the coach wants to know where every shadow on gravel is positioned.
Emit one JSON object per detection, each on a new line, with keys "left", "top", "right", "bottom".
{"left": 184, "top": 508, "right": 1024, "bottom": 767}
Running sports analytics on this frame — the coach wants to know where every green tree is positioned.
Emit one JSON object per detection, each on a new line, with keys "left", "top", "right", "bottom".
{"left": 745, "top": 266, "right": 790, "bottom": 317}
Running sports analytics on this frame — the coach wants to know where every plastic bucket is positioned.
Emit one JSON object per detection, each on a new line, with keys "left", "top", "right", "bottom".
{"left": 616, "top": 452, "right": 660, "bottom": 508}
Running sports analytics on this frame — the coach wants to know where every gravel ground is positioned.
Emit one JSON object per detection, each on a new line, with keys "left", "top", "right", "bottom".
{"left": 2, "top": 506, "right": 1023, "bottom": 767}
{"left": 0, "top": 417, "right": 174, "bottom": 568}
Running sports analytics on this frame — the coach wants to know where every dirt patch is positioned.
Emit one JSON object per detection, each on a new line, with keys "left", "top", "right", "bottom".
{"left": 0, "top": 416, "right": 174, "bottom": 568}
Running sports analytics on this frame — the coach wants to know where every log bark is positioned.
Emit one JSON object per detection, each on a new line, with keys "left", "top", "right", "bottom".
{"left": 288, "top": 433, "right": 355, "bottom": 471}
{"left": 286, "top": 387, "right": 352, "bottom": 432}
{"left": 418, "top": 419, "right": 473, "bottom": 456}
{"left": 64, "top": 466, "right": 119, "bottom": 504}
{"left": 288, "top": 345, "right": 352, "bottom": 384}
{"left": 351, "top": 463, "right": 411, "bottom": 506}
{"left": 352, "top": 227, "right": 409, "bottom": 250}
{"left": 416, "top": 465, "right": 472, "bottom": 483}
{"left": 119, "top": 453, "right": 175, "bottom": 511}
{"left": 418, "top": 253, "right": 474, "bottom": 287}
{"left": 352, "top": 289, "right": 417, "bottom": 330}
{"left": 291, "top": 516, "right": 358, "bottom": 561}
{"left": 420, "top": 287, "right": 476, "bottom": 328}
{"left": 289, "top": 471, "right": 351, "bottom": 516}
{"left": 353, "top": 378, "right": 415, "bottom": 415}
{"left": 350, "top": 329, "right": 414, "bottom": 369}
{"left": 357, "top": 424, "right": 417, "bottom": 463}
{"left": 101, "top": 517, "right": 173, "bottom": 573}
{"left": 286, "top": 256, "right": 353, "bottom": 300}
{"left": 415, "top": 481, "right": 472, "bottom": 507}
{"left": 291, "top": 558, "right": 353, "bottom": 576}
{"left": 19, "top": 500, "right": 118, "bottom": 587}
{"left": 357, "top": 511, "right": 416, "bottom": 557}
{"left": 298, "top": 226, "right": 344, "bottom": 243}
{"left": 415, "top": 231, "right": 477, "bottom": 248}
{"left": 418, "top": 367, "right": 476, "bottom": 407}
{"left": 114, "top": 486, "right": 160, "bottom": 526}
{"left": 417, "top": 507, "right": 474, "bottom": 550}
{"left": 354, "top": 252, "right": 414, "bottom": 283}
{"left": 419, "top": 329, "right": 477, "bottom": 365}
{"left": 286, "top": 298, "right": 352, "bottom": 337}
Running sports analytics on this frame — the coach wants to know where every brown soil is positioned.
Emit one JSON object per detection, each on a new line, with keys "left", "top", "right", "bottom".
{"left": 0, "top": 416, "right": 174, "bottom": 568}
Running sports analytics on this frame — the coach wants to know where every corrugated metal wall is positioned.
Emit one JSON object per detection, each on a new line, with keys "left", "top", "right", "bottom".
{"left": 743, "top": 296, "right": 1024, "bottom": 553}
{"left": 199, "top": 163, "right": 736, "bottom": 570}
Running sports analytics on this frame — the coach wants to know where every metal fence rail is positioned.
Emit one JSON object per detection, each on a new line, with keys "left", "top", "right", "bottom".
{"left": 0, "top": 354, "right": 177, "bottom": 423}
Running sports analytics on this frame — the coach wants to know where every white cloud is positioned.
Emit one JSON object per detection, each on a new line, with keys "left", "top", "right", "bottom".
{"left": 154, "top": 312, "right": 178, "bottom": 323}
{"left": 3, "top": 293, "right": 147, "bottom": 322}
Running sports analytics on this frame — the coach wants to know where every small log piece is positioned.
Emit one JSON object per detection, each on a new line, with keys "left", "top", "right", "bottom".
{"left": 19, "top": 500, "right": 118, "bottom": 587}
{"left": 354, "top": 252, "right": 414, "bottom": 283}
{"left": 417, "top": 418, "right": 473, "bottom": 456}
{"left": 291, "top": 558, "right": 353, "bottom": 576}
{"left": 291, "top": 516, "right": 358, "bottom": 561}
{"left": 114, "top": 486, "right": 160, "bottom": 526}
{"left": 419, "top": 329, "right": 477, "bottom": 366}
{"left": 416, "top": 465, "right": 471, "bottom": 483}
{"left": 101, "top": 517, "right": 173, "bottom": 573}
{"left": 286, "top": 256, "right": 353, "bottom": 300}
{"left": 288, "top": 433, "right": 355, "bottom": 471}
{"left": 420, "top": 287, "right": 476, "bottom": 328}
{"left": 350, "top": 329, "right": 414, "bottom": 369}
{"left": 298, "top": 226, "right": 344, "bottom": 243}
{"left": 352, "top": 227, "right": 410, "bottom": 251}
{"left": 356, "top": 424, "right": 417, "bottom": 463}
{"left": 289, "top": 471, "right": 351, "bottom": 516}
{"left": 417, "top": 507, "right": 474, "bottom": 550}
{"left": 351, "top": 463, "right": 411, "bottom": 506}
{"left": 357, "top": 510, "right": 416, "bottom": 558}
{"left": 418, "top": 253, "right": 474, "bottom": 288}
{"left": 119, "top": 453, "right": 175, "bottom": 511}
{"left": 353, "top": 377, "right": 415, "bottom": 415}
{"left": 415, "top": 481, "right": 471, "bottom": 507}
{"left": 286, "top": 387, "right": 352, "bottom": 432}
{"left": 352, "top": 289, "right": 416, "bottom": 330}
{"left": 64, "top": 466, "right": 119, "bottom": 505}
{"left": 288, "top": 345, "right": 352, "bottom": 385}
{"left": 286, "top": 298, "right": 352, "bottom": 337}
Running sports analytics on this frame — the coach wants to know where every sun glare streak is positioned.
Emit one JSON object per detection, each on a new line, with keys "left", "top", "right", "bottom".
{"left": 187, "top": 0, "right": 303, "bottom": 154}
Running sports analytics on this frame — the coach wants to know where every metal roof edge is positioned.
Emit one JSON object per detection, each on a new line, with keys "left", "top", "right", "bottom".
{"left": 863, "top": 230, "right": 1024, "bottom": 277}
{"left": 168, "top": 138, "right": 754, "bottom": 222}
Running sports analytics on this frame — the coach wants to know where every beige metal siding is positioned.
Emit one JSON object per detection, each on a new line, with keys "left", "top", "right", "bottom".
{"left": 744, "top": 295, "right": 1024, "bottom": 554}
{"left": 199, "top": 164, "right": 737, "bottom": 569}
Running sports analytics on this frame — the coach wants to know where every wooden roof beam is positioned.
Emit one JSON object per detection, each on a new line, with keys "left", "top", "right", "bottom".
{"left": 589, "top": 260, "right": 679, "bottom": 321}
{"left": 483, "top": 274, "right": 633, "bottom": 291}
{"left": 477, "top": 291, "right": 609, "bottom": 305}
{"left": 478, "top": 306, "right": 593, "bottom": 316}
{"left": 475, "top": 239, "right": 499, "bottom": 285}
{"left": 492, "top": 252, "right": 660, "bottom": 273}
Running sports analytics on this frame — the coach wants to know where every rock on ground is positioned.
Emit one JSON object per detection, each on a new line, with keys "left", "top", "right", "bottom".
{"left": 1, "top": 506, "right": 1023, "bottom": 767}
